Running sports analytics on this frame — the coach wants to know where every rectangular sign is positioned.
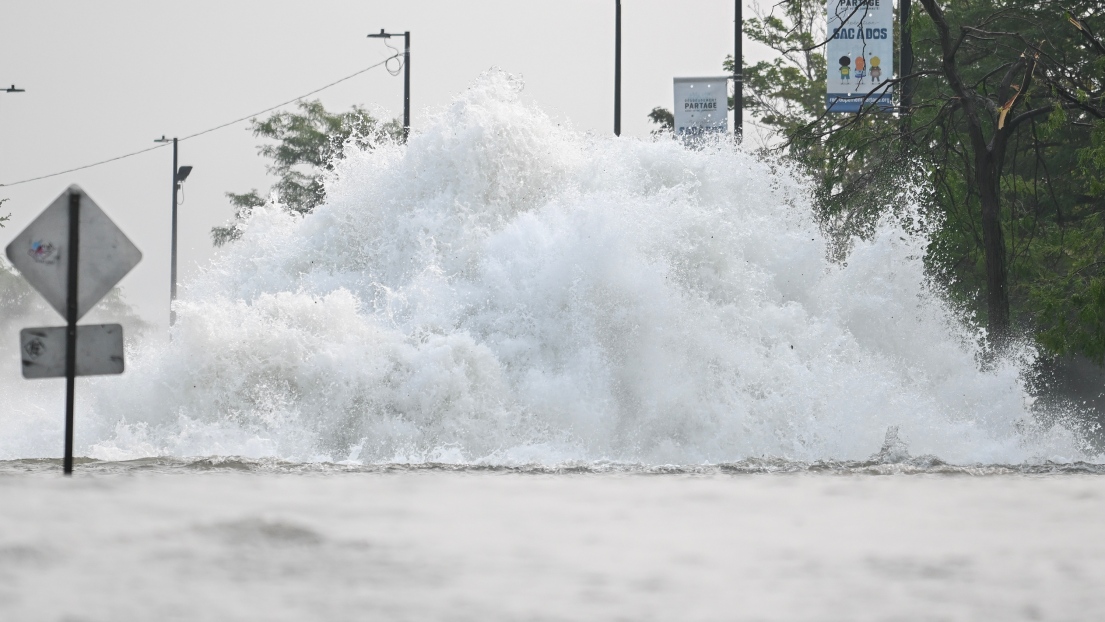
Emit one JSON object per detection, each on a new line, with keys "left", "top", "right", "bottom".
{"left": 674, "top": 77, "right": 729, "bottom": 138}
{"left": 20, "top": 324, "right": 125, "bottom": 379}
{"left": 826, "top": 0, "right": 895, "bottom": 113}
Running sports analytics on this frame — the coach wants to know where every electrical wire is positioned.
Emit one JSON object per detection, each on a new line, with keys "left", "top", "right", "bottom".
{"left": 0, "top": 54, "right": 400, "bottom": 188}
{"left": 0, "top": 143, "right": 170, "bottom": 188}
{"left": 176, "top": 54, "right": 398, "bottom": 143}
{"left": 383, "top": 39, "right": 405, "bottom": 77}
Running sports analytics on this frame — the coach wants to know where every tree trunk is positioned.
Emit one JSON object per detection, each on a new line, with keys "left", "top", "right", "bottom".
{"left": 976, "top": 148, "right": 1010, "bottom": 345}
{"left": 918, "top": 0, "right": 1013, "bottom": 349}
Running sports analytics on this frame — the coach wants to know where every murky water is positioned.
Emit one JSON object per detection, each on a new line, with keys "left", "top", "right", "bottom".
{"left": 0, "top": 469, "right": 1102, "bottom": 621}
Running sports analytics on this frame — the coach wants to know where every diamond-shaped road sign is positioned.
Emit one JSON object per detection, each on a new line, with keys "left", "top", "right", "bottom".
{"left": 20, "top": 324, "right": 125, "bottom": 378}
{"left": 7, "top": 185, "right": 140, "bottom": 475}
{"left": 5, "top": 185, "right": 142, "bottom": 321}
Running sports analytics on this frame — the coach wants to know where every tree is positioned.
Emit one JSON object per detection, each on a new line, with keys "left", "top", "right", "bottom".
{"left": 213, "top": 100, "right": 401, "bottom": 246}
{"left": 728, "top": 0, "right": 825, "bottom": 136}
{"left": 649, "top": 1, "right": 1105, "bottom": 360}
{"left": 734, "top": 0, "right": 909, "bottom": 240}
{"left": 654, "top": 0, "right": 908, "bottom": 238}
{"left": 907, "top": 1, "right": 1104, "bottom": 348}
{"left": 647, "top": 106, "right": 674, "bottom": 136}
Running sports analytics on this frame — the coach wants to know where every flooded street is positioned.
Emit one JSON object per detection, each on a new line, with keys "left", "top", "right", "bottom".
{"left": 2, "top": 469, "right": 1101, "bottom": 621}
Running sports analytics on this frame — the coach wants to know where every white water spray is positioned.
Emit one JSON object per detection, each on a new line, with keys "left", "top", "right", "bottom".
{"left": 2, "top": 71, "right": 1094, "bottom": 465}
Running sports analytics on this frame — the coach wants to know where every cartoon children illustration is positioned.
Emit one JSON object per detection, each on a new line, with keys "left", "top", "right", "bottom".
{"left": 839, "top": 56, "right": 851, "bottom": 84}
{"left": 854, "top": 55, "right": 866, "bottom": 85}
{"left": 869, "top": 56, "right": 882, "bottom": 83}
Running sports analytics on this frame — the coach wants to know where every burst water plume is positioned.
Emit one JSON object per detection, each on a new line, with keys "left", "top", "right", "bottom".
{"left": 2, "top": 71, "right": 1095, "bottom": 466}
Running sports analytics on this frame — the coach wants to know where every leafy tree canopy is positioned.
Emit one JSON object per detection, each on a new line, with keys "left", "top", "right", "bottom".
{"left": 649, "top": 0, "right": 1105, "bottom": 362}
{"left": 647, "top": 106, "right": 674, "bottom": 136}
{"left": 213, "top": 99, "right": 401, "bottom": 246}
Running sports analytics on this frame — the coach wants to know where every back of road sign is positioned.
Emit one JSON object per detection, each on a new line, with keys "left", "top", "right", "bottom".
{"left": 4, "top": 185, "right": 142, "bottom": 321}
{"left": 20, "top": 324, "right": 125, "bottom": 378}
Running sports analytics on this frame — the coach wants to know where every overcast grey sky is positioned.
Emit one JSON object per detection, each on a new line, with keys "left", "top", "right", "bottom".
{"left": 1, "top": 1, "right": 770, "bottom": 333}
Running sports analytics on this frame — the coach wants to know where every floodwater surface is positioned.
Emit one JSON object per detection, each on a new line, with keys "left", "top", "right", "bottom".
{"left": 0, "top": 468, "right": 1101, "bottom": 621}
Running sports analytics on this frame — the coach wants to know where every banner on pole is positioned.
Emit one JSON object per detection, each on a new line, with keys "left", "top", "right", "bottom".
{"left": 825, "top": 0, "right": 895, "bottom": 113}
{"left": 673, "top": 77, "right": 729, "bottom": 138}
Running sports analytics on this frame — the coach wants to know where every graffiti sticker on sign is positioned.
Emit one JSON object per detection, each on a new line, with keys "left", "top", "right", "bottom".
{"left": 28, "top": 241, "right": 59, "bottom": 264}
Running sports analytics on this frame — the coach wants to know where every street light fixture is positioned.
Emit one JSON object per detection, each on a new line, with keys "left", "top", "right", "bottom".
{"left": 367, "top": 29, "right": 410, "bottom": 141}
{"left": 154, "top": 135, "right": 193, "bottom": 328}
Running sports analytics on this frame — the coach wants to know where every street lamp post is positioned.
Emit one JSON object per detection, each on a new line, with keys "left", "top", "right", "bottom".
{"left": 367, "top": 29, "right": 411, "bottom": 141}
{"left": 900, "top": 0, "right": 913, "bottom": 115}
{"left": 735, "top": 1, "right": 743, "bottom": 140}
{"left": 615, "top": 0, "right": 621, "bottom": 137}
{"left": 153, "top": 136, "right": 192, "bottom": 328}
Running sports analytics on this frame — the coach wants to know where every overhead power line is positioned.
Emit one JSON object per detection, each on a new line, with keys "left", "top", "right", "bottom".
{"left": 0, "top": 55, "right": 399, "bottom": 188}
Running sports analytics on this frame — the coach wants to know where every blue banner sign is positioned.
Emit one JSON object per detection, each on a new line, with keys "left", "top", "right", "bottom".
{"left": 826, "top": 0, "right": 895, "bottom": 113}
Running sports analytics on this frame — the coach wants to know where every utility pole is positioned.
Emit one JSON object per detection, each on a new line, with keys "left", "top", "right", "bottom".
{"left": 368, "top": 29, "right": 411, "bottom": 141}
{"left": 403, "top": 31, "right": 410, "bottom": 139}
{"left": 614, "top": 0, "right": 622, "bottom": 136}
{"left": 734, "top": 1, "right": 743, "bottom": 141}
{"left": 153, "top": 136, "right": 192, "bottom": 328}
{"left": 900, "top": 0, "right": 913, "bottom": 127}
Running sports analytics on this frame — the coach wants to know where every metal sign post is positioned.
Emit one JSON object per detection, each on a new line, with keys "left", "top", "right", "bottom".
{"left": 5, "top": 185, "right": 142, "bottom": 475}
{"left": 615, "top": 0, "right": 621, "bottom": 137}
{"left": 734, "top": 0, "right": 742, "bottom": 140}
{"left": 64, "top": 191, "right": 80, "bottom": 474}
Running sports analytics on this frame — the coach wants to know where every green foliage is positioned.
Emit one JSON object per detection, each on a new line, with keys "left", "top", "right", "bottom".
{"left": 901, "top": 0, "right": 1105, "bottom": 353}
{"left": 647, "top": 107, "right": 674, "bottom": 136}
{"left": 1033, "top": 116, "right": 1105, "bottom": 362}
{"left": 732, "top": 0, "right": 908, "bottom": 240}
{"left": 727, "top": 1, "right": 825, "bottom": 134}
{"left": 0, "top": 197, "right": 9, "bottom": 228}
{"left": 651, "top": 0, "right": 1105, "bottom": 360}
{"left": 212, "top": 191, "right": 267, "bottom": 247}
{"left": 213, "top": 99, "right": 401, "bottom": 246}
{"left": 1081, "top": 118, "right": 1105, "bottom": 198}
{"left": 749, "top": 0, "right": 1105, "bottom": 357}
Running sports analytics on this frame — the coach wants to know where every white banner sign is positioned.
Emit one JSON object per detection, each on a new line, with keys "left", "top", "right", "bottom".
{"left": 826, "top": 0, "right": 894, "bottom": 113}
{"left": 673, "top": 77, "right": 729, "bottom": 137}
{"left": 20, "top": 324, "right": 125, "bottom": 379}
